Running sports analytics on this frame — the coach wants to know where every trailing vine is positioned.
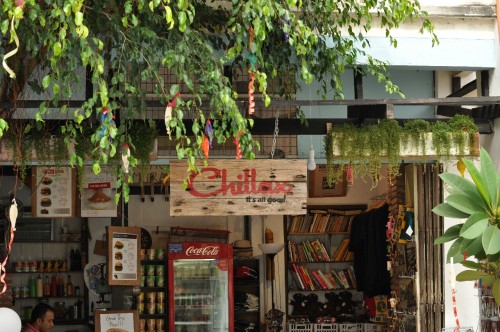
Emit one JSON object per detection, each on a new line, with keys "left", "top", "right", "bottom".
{"left": 323, "top": 115, "right": 478, "bottom": 187}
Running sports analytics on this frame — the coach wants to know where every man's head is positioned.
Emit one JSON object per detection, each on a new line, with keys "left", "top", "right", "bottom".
{"left": 30, "top": 303, "right": 54, "bottom": 332}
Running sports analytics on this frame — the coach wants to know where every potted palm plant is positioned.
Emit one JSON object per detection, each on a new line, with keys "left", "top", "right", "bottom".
{"left": 433, "top": 148, "right": 500, "bottom": 302}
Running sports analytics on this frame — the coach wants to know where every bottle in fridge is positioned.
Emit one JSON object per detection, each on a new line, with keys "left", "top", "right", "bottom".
{"left": 168, "top": 242, "right": 234, "bottom": 332}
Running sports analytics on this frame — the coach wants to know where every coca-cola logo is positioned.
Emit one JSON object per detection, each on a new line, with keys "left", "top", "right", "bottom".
{"left": 185, "top": 245, "right": 219, "bottom": 256}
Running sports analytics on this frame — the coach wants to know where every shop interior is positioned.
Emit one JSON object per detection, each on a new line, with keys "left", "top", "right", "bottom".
{"left": 0, "top": 160, "right": 452, "bottom": 332}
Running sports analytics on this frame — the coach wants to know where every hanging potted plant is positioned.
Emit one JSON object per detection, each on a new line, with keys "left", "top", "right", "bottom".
{"left": 323, "top": 115, "right": 478, "bottom": 187}
{"left": 433, "top": 148, "right": 500, "bottom": 302}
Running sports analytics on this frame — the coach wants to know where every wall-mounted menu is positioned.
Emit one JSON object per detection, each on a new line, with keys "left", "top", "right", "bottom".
{"left": 107, "top": 226, "right": 141, "bottom": 286}
{"left": 32, "top": 166, "right": 76, "bottom": 218}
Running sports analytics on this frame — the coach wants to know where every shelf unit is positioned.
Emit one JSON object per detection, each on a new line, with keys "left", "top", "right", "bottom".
{"left": 233, "top": 258, "right": 261, "bottom": 331}
{"left": 285, "top": 206, "right": 366, "bottom": 323}
{"left": 7, "top": 218, "right": 88, "bottom": 325}
{"left": 138, "top": 255, "right": 167, "bottom": 329}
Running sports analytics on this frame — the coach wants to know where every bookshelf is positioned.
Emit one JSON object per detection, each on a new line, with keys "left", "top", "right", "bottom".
{"left": 285, "top": 205, "right": 366, "bottom": 322}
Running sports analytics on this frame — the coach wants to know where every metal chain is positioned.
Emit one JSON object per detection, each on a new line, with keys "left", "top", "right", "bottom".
{"left": 270, "top": 110, "right": 279, "bottom": 159}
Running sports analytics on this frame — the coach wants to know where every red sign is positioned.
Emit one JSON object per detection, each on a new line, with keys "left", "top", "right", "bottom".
{"left": 187, "top": 167, "right": 294, "bottom": 197}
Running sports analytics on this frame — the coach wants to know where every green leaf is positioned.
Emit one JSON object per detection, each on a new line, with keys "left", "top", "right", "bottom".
{"left": 460, "top": 212, "right": 489, "bottom": 239}
{"left": 439, "top": 173, "right": 484, "bottom": 205}
{"left": 460, "top": 260, "right": 485, "bottom": 270}
{"left": 92, "top": 163, "right": 101, "bottom": 174}
{"left": 462, "top": 236, "right": 485, "bottom": 258}
{"left": 42, "top": 75, "right": 51, "bottom": 89}
{"left": 463, "top": 158, "right": 490, "bottom": 207}
{"left": 53, "top": 83, "right": 60, "bottom": 95}
{"left": 447, "top": 238, "right": 463, "bottom": 263}
{"left": 479, "top": 148, "right": 498, "bottom": 208}
{"left": 481, "top": 274, "right": 496, "bottom": 287}
{"left": 432, "top": 203, "right": 470, "bottom": 219}
{"left": 75, "top": 12, "right": 83, "bottom": 26}
{"left": 446, "top": 193, "right": 485, "bottom": 215}
{"left": 53, "top": 42, "right": 62, "bottom": 56}
{"left": 493, "top": 278, "right": 500, "bottom": 304}
{"left": 456, "top": 269, "right": 492, "bottom": 282}
{"left": 482, "top": 224, "right": 500, "bottom": 255}
{"left": 434, "top": 224, "right": 462, "bottom": 244}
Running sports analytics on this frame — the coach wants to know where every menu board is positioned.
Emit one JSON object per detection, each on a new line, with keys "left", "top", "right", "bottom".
{"left": 107, "top": 226, "right": 141, "bottom": 286}
{"left": 81, "top": 166, "right": 117, "bottom": 217}
{"left": 31, "top": 166, "right": 76, "bottom": 218}
{"left": 95, "top": 310, "right": 139, "bottom": 332}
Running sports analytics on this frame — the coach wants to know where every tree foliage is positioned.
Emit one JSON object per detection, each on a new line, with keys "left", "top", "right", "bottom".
{"left": 0, "top": 0, "right": 436, "bottom": 201}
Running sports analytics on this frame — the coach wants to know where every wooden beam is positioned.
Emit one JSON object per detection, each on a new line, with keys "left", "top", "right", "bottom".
{"left": 446, "top": 80, "right": 477, "bottom": 98}
{"left": 3, "top": 96, "right": 500, "bottom": 109}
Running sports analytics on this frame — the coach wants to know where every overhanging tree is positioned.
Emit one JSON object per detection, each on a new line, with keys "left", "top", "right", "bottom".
{"left": 0, "top": 0, "right": 436, "bottom": 202}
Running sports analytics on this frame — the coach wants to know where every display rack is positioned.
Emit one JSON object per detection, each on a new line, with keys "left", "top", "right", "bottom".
{"left": 233, "top": 258, "right": 260, "bottom": 331}
{"left": 6, "top": 218, "right": 88, "bottom": 325}
{"left": 285, "top": 206, "right": 366, "bottom": 323}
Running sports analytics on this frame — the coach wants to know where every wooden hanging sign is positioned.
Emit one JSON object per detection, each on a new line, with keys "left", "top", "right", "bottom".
{"left": 170, "top": 159, "right": 307, "bottom": 216}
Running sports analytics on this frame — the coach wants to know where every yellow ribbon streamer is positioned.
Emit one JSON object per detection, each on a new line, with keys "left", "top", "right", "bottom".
{"left": 2, "top": 16, "right": 20, "bottom": 79}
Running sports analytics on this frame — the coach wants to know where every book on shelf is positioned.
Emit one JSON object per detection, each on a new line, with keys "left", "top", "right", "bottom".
{"left": 333, "top": 238, "right": 350, "bottom": 261}
{"left": 346, "top": 265, "right": 357, "bottom": 289}
{"left": 290, "top": 264, "right": 305, "bottom": 290}
{"left": 289, "top": 209, "right": 362, "bottom": 234}
{"left": 317, "top": 269, "right": 334, "bottom": 289}
{"left": 288, "top": 240, "right": 331, "bottom": 262}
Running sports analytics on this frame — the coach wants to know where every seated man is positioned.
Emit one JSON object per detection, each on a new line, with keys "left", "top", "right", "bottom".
{"left": 22, "top": 303, "right": 54, "bottom": 332}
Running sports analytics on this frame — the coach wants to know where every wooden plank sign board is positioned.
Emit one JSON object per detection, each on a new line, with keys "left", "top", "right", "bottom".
{"left": 170, "top": 159, "right": 307, "bottom": 216}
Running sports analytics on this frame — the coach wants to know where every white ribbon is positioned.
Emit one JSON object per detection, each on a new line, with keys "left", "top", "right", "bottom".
{"left": 2, "top": 16, "right": 20, "bottom": 79}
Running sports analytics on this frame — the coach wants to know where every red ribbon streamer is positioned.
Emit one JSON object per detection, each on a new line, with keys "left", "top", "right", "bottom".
{"left": 452, "top": 289, "right": 460, "bottom": 331}
{"left": 0, "top": 227, "right": 15, "bottom": 294}
{"left": 233, "top": 131, "right": 243, "bottom": 159}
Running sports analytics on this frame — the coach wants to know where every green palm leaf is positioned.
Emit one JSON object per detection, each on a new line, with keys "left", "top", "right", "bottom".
{"left": 482, "top": 224, "right": 500, "bottom": 255}
{"left": 479, "top": 148, "right": 498, "bottom": 209}
{"left": 439, "top": 173, "right": 485, "bottom": 208}
{"left": 435, "top": 224, "right": 463, "bottom": 244}
{"left": 463, "top": 158, "right": 490, "bottom": 209}
{"left": 446, "top": 194, "right": 485, "bottom": 215}
{"left": 432, "top": 203, "right": 471, "bottom": 219}
{"left": 460, "top": 212, "right": 489, "bottom": 239}
{"left": 460, "top": 260, "right": 485, "bottom": 270}
{"left": 461, "top": 235, "right": 485, "bottom": 258}
{"left": 493, "top": 279, "right": 500, "bottom": 304}
{"left": 456, "top": 270, "right": 493, "bottom": 282}
{"left": 447, "top": 237, "right": 464, "bottom": 263}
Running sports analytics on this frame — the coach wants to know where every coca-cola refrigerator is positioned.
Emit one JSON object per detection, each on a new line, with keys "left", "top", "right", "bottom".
{"left": 168, "top": 242, "right": 234, "bottom": 332}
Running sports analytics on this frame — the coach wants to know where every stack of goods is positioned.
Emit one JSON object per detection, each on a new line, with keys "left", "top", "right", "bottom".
{"left": 234, "top": 292, "right": 259, "bottom": 312}
{"left": 235, "top": 320, "right": 257, "bottom": 331}
{"left": 233, "top": 240, "right": 253, "bottom": 258}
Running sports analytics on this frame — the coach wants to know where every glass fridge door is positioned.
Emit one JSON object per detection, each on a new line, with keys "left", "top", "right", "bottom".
{"left": 173, "top": 258, "right": 230, "bottom": 332}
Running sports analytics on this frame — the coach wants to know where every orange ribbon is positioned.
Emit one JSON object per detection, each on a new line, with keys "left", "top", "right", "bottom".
{"left": 248, "top": 72, "right": 255, "bottom": 116}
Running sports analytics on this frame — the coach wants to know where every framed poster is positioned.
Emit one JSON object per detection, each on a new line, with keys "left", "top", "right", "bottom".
{"left": 80, "top": 166, "right": 117, "bottom": 217}
{"left": 308, "top": 164, "right": 347, "bottom": 198}
{"left": 31, "top": 166, "right": 76, "bottom": 218}
{"left": 94, "top": 310, "right": 139, "bottom": 332}
{"left": 107, "top": 226, "right": 141, "bottom": 286}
